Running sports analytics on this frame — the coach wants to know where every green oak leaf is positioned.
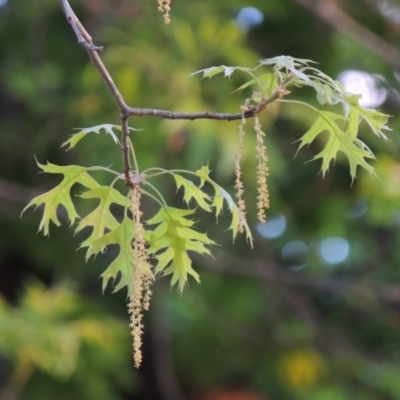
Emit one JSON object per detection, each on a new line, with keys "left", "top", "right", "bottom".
{"left": 298, "top": 111, "right": 375, "bottom": 180}
{"left": 234, "top": 73, "right": 279, "bottom": 95}
{"left": 62, "top": 124, "right": 122, "bottom": 149}
{"left": 190, "top": 65, "right": 226, "bottom": 78}
{"left": 86, "top": 216, "right": 144, "bottom": 295}
{"left": 22, "top": 162, "right": 100, "bottom": 235}
{"left": 190, "top": 65, "right": 253, "bottom": 79}
{"left": 259, "top": 56, "right": 316, "bottom": 70}
{"left": 61, "top": 124, "right": 142, "bottom": 150}
{"left": 145, "top": 207, "right": 215, "bottom": 293}
{"left": 347, "top": 104, "right": 390, "bottom": 140}
{"left": 172, "top": 173, "right": 212, "bottom": 211}
{"left": 76, "top": 186, "right": 129, "bottom": 255}
{"left": 259, "top": 56, "right": 315, "bottom": 85}
{"left": 310, "top": 81, "right": 346, "bottom": 106}
{"left": 195, "top": 165, "right": 253, "bottom": 246}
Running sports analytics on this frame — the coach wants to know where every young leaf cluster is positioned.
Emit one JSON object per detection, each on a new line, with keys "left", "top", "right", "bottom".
{"left": 192, "top": 56, "right": 390, "bottom": 180}
{"left": 23, "top": 127, "right": 251, "bottom": 296}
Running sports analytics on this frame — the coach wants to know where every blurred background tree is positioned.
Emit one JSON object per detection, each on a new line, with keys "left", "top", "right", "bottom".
{"left": 1, "top": 0, "right": 400, "bottom": 399}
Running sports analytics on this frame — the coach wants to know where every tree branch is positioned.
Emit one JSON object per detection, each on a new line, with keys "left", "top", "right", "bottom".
{"left": 125, "top": 101, "right": 269, "bottom": 121}
{"left": 57, "top": 0, "right": 279, "bottom": 186}
{"left": 58, "top": 0, "right": 103, "bottom": 52}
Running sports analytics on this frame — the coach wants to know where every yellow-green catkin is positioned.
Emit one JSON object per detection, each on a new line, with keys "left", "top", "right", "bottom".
{"left": 234, "top": 104, "right": 249, "bottom": 233}
{"left": 157, "top": 0, "right": 171, "bottom": 24}
{"left": 128, "top": 186, "right": 153, "bottom": 368}
{"left": 254, "top": 116, "right": 270, "bottom": 223}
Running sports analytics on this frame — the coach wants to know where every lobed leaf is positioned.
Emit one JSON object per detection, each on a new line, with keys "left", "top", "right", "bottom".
{"left": 234, "top": 73, "right": 279, "bottom": 96}
{"left": 258, "top": 56, "right": 316, "bottom": 70}
{"left": 298, "top": 111, "right": 376, "bottom": 180}
{"left": 86, "top": 216, "right": 142, "bottom": 295}
{"left": 172, "top": 173, "right": 212, "bottom": 211}
{"left": 61, "top": 124, "right": 142, "bottom": 150}
{"left": 146, "top": 207, "right": 215, "bottom": 293}
{"left": 22, "top": 162, "right": 100, "bottom": 235}
{"left": 195, "top": 165, "right": 253, "bottom": 246}
{"left": 76, "top": 186, "right": 129, "bottom": 255}
{"left": 190, "top": 65, "right": 253, "bottom": 79}
{"left": 348, "top": 104, "right": 390, "bottom": 140}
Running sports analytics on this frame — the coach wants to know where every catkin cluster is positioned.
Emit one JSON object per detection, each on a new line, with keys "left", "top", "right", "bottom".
{"left": 128, "top": 186, "right": 154, "bottom": 368}
{"left": 157, "top": 0, "right": 171, "bottom": 24}
{"left": 234, "top": 105, "right": 270, "bottom": 232}
{"left": 254, "top": 116, "right": 270, "bottom": 223}
{"left": 234, "top": 109, "right": 248, "bottom": 233}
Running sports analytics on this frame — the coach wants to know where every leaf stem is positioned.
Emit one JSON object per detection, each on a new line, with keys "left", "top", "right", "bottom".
{"left": 86, "top": 166, "right": 121, "bottom": 175}
{"left": 121, "top": 116, "right": 135, "bottom": 187}
{"left": 142, "top": 181, "right": 168, "bottom": 207}
{"left": 128, "top": 138, "right": 140, "bottom": 173}
{"left": 139, "top": 189, "right": 165, "bottom": 208}
{"left": 277, "top": 99, "right": 319, "bottom": 113}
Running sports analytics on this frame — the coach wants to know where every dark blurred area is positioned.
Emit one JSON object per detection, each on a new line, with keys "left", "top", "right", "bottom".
{"left": 1, "top": 0, "right": 400, "bottom": 399}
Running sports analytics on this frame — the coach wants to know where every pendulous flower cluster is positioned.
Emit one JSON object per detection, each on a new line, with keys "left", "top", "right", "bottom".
{"left": 234, "top": 102, "right": 270, "bottom": 232}
{"left": 128, "top": 186, "right": 154, "bottom": 368}
{"left": 157, "top": 0, "right": 172, "bottom": 24}
{"left": 234, "top": 105, "right": 248, "bottom": 234}
{"left": 254, "top": 116, "right": 270, "bottom": 223}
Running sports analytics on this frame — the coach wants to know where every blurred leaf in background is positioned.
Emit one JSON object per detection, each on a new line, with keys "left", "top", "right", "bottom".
{"left": 0, "top": 281, "right": 132, "bottom": 399}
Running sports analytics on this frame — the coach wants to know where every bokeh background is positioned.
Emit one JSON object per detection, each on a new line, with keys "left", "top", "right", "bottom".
{"left": 1, "top": 0, "right": 400, "bottom": 399}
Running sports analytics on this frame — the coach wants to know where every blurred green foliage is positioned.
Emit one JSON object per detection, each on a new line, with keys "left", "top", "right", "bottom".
{"left": 0, "top": 282, "right": 132, "bottom": 399}
{"left": 1, "top": 0, "right": 400, "bottom": 399}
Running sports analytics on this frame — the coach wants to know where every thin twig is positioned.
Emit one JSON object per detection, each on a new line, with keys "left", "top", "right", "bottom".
{"left": 125, "top": 85, "right": 281, "bottom": 121}
{"left": 58, "top": 0, "right": 102, "bottom": 51}
{"left": 126, "top": 105, "right": 258, "bottom": 121}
